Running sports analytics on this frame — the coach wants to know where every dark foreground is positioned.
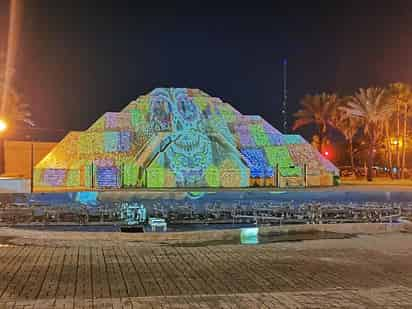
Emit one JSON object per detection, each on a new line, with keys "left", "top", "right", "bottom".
{"left": 0, "top": 226, "right": 412, "bottom": 308}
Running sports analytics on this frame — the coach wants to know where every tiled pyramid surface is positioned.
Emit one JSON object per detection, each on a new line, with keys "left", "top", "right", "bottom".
{"left": 34, "top": 88, "right": 338, "bottom": 189}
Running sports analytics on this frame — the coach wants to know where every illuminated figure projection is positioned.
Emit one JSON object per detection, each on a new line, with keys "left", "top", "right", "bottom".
{"left": 150, "top": 88, "right": 213, "bottom": 185}
{"left": 34, "top": 88, "right": 338, "bottom": 190}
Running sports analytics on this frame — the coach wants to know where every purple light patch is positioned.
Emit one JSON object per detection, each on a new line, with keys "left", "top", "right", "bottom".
{"left": 235, "top": 125, "right": 255, "bottom": 147}
{"left": 239, "top": 132, "right": 255, "bottom": 147}
{"left": 97, "top": 167, "right": 119, "bottom": 188}
{"left": 94, "top": 158, "right": 114, "bottom": 167}
{"left": 105, "top": 112, "right": 132, "bottom": 129}
{"left": 105, "top": 113, "right": 118, "bottom": 129}
{"left": 43, "top": 169, "right": 66, "bottom": 186}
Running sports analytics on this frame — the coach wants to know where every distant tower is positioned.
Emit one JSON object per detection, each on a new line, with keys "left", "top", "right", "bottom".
{"left": 281, "top": 58, "right": 288, "bottom": 133}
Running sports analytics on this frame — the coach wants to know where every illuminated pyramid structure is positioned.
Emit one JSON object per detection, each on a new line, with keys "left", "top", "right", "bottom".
{"left": 34, "top": 88, "right": 338, "bottom": 190}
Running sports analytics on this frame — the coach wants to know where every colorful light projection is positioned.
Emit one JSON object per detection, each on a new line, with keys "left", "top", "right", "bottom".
{"left": 43, "top": 169, "right": 66, "bottom": 186}
{"left": 283, "top": 134, "right": 306, "bottom": 144}
{"left": 66, "top": 170, "right": 80, "bottom": 187}
{"left": 97, "top": 167, "right": 119, "bottom": 188}
{"left": 264, "top": 146, "right": 302, "bottom": 177}
{"left": 104, "top": 112, "right": 132, "bottom": 130}
{"left": 287, "top": 143, "right": 324, "bottom": 175}
{"left": 34, "top": 87, "right": 338, "bottom": 190}
{"left": 205, "top": 165, "right": 220, "bottom": 187}
{"left": 151, "top": 88, "right": 213, "bottom": 186}
{"left": 123, "top": 161, "right": 139, "bottom": 187}
{"left": 240, "top": 227, "right": 259, "bottom": 245}
{"left": 235, "top": 124, "right": 256, "bottom": 147}
{"left": 250, "top": 124, "right": 271, "bottom": 147}
{"left": 146, "top": 162, "right": 165, "bottom": 188}
{"left": 104, "top": 132, "right": 119, "bottom": 152}
{"left": 240, "top": 148, "right": 273, "bottom": 178}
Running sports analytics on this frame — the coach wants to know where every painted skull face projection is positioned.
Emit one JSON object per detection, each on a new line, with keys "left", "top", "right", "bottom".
{"left": 149, "top": 88, "right": 212, "bottom": 185}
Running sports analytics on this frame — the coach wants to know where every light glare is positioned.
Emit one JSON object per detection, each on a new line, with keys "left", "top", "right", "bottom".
{"left": 0, "top": 119, "right": 7, "bottom": 132}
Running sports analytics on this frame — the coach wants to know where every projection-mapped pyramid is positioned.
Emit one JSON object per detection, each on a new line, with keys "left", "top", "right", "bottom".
{"left": 34, "top": 88, "right": 338, "bottom": 190}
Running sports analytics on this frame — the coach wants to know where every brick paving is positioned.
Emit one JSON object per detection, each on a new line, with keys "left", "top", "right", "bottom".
{"left": 0, "top": 232, "right": 412, "bottom": 308}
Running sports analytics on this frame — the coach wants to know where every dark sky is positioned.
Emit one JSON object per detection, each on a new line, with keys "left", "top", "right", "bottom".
{"left": 1, "top": 1, "right": 412, "bottom": 139}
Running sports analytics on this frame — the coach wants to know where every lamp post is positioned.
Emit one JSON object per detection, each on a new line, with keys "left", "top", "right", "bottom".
{"left": 0, "top": 119, "right": 8, "bottom": 175}
{"left": 0, "top": 120, "right": 7, "bottom": 132}
{"left": 30, "top": 140, "right": 34, "bottom": 193}
{"left": 390, "top": 138, "right": 402, "bottom": 178}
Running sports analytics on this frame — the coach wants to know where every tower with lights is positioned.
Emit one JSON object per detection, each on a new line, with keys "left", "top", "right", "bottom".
{"left": 281, "top": 58, "right": 288, "bottom": 133}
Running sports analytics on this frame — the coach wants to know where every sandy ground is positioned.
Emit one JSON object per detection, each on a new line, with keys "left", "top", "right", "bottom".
{"left": 0, "top": 226, "right": 412, "bottom": 308}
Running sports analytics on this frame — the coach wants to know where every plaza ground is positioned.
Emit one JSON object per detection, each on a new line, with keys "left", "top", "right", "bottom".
{"left": 340, "top": 176, "right": 412, "bottom": 186}
{"left": 0, "top": 224, "right": 412, "bottom": 308}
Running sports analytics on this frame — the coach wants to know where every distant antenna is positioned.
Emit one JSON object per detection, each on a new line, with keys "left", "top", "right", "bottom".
{"left": 281, "top": 58, "right": 288, "bottom": 133}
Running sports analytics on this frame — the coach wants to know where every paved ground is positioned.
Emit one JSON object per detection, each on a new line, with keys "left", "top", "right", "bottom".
{"left": 1, "top": 229, "right": 412, "bottom": 308}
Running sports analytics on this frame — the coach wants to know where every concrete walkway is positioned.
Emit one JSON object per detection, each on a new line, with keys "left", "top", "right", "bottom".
{"left": 0, "top": 225, "right": 412, "bottom": 308}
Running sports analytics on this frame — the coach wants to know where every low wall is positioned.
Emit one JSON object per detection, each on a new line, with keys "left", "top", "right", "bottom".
{"left": 259, "top": 222, "right": 405, "bottom": 235}
{"left": 0, "top": 222, "right": 407, "bottom": 245}
{"left": 0, "top": 178, "right": 30, "bottom": 193}
{"left": 136, "top": 222, "right": 407, "bottom": 241}
{"left": 4, "top": 141, "right": 56, "bottom": 178}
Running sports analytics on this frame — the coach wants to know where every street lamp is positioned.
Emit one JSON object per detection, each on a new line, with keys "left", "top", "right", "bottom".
{"left": 390, "top": 137, "right": 402, "bottom": 147}
{"left": 0, "top": 119, "right": 7, "bottom": 133}
{"left": 0, "top": 119, "right": 7, "bottom": 175}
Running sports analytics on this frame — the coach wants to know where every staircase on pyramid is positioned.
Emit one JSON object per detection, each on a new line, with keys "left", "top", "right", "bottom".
{"left": 34, "top": 88, "right": 339, "bottom": 190}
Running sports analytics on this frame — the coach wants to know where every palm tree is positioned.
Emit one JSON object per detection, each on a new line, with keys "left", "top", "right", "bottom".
{"left": 341, "top": 88, "right": 393, "bottom": 181}
{"left": 293, "top": 93, "right": 339, "bottom": 153}
{"left": 387, "top": 83, "right": 412, "bottom": 178}
{"left": 332, "top": 108, "right": 361, "bottom": 171}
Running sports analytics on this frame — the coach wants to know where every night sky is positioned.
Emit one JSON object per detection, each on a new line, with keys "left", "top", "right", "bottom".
{"left": 1, "top": 1, "right": 412, "bottom": 139}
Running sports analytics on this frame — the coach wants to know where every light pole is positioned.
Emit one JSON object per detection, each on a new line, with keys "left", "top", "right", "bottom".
{"left": 390, "top": 138, "right": 401, "bottom": 178}
{"left": 30, "top": 140, "right": 34, "bottom": 193}
{"left": 0, "top": 120, "right": 7, "bottom": 132}
{"left": 0, "top": 119, "right": 8, "bottom": 175}
{"left": 22, "top": 131, "right": 35, "bottom": 192}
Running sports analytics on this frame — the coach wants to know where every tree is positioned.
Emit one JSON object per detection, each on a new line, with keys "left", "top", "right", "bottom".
{"left": 310, "top": 135, "right": 331, "bottom": 155}
{"left": 293, "top": 93, "right": 339, "bottom": 153}
{"left": 387, "top": 83, "right": 412, "bottom": 178}
{"left": 331, "top": 108, "right": 361, "bottom": 171}
{"left": 341, "top": 88, "right": 393, "bottom": 181}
